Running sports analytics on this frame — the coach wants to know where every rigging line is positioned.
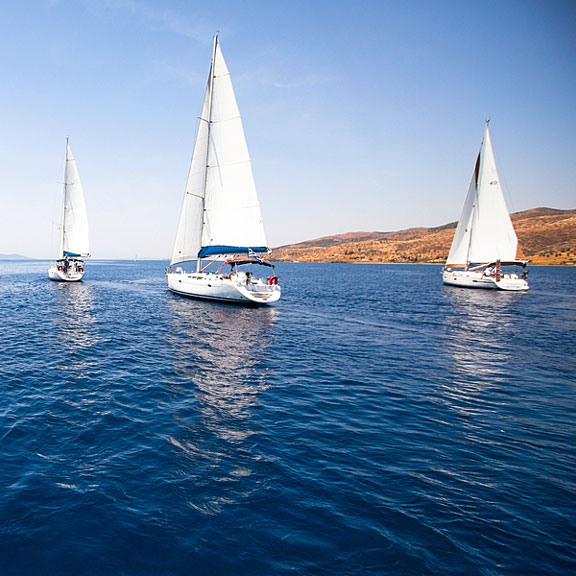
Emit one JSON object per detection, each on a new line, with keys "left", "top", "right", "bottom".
{"left": 207, "top": 159, "right": 252, "bottom": 168}
{"left": 193, "top": 36, "right": 218, "bottom": 274}
{"left": 203, "top": 204, "right": 261, "bottom": 212}
{"left": 209, "top": 116, "right": 241, "bottom": 123}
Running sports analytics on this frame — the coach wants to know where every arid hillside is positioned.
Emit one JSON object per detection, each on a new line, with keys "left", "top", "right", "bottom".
{"left": 271, "top": 208, "right": 576, "bottom": 265}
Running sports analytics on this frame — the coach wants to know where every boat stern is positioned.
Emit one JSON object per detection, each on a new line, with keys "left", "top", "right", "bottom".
{"left": 48, "top": 261, "right": 85, "bottom": 282}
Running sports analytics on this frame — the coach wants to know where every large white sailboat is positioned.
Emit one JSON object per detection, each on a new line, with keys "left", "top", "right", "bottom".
{"left": 442, "top": 122, "right": 529, "bottom": 291}
{"left": 48, "top": 139, "right": 90, "bottom": 282}
{"left": 167, "top": 36, "right": 281, "bottom": 305}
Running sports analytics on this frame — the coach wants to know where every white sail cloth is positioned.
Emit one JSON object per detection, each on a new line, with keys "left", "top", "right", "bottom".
{"left": 171, "top": 38, "right": 268, "bottom": 266}
{"left": 61, "top": 141, "right": 90, "bottom": 258}
{"left": 446, "top": 123, "right": 518, "bottom": 266}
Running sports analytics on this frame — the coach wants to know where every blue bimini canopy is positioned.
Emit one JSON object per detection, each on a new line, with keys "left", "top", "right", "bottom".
{"left": 198, "top": 246, "right": 268, "bottom": 258}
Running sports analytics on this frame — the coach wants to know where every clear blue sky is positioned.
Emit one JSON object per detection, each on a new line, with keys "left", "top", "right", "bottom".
{"left": 1, "top": 0, "right": 574, "bottom": 259}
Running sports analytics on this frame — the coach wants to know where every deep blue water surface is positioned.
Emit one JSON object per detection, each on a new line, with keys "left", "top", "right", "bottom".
{"left": 1, "top": 261, "right": 574, "bottom": 575}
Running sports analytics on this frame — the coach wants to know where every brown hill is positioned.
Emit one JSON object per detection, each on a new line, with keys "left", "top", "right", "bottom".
{"left": 272, "top": 208, "right": 576, "bottom": 265}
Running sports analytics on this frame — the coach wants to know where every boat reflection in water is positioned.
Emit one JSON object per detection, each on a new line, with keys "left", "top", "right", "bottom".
{"left": 440, "top": 287, "right": 525, "bottom": 395}
{"left": 50, "top": 281, "right": 101, "bottom": 427}
{"left": 165, "top": 296, "right": 277, "bottom": 514}
{"left": 53, "top": 281, "right": 98, "bottom": 360}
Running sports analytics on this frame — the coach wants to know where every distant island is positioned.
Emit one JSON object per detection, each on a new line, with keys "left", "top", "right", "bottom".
{"left": 272, "top": 208, "right": 576, "bottom": 266}
{"left": 0, "top": 254, "right": 30, "bottom": 260}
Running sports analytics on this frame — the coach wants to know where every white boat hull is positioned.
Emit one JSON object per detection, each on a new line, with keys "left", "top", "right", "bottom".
{"left": 442, "top": 270, "right": 529, "bottom": 291}
{"left": 167, "top": 271, "right": 281, "bottom": 304}
{"left": 48, "top": 264, "right": 85, "bottom": 282}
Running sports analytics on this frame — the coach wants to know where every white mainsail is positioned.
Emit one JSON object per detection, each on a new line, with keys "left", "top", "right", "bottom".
{"left": 171, "top": 36, "right": 268, "bottom": 266}
{"left": 446, "top": 122, "right": 518, "bottom": 267}
{"left": 60, "top": 140, "right": 90, "bottom": 258}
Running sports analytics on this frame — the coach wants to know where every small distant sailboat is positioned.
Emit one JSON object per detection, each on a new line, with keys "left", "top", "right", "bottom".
{"left": 167, "top": 35, "right": 281, "bottom": 305}
{"left": 442, "top": 121, "right": 529, "bottom": 291}
{"left": 48, "top": 139, "right": 90, "bottom": 282}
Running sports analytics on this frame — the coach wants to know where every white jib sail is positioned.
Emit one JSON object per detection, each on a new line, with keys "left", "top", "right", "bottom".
{"left": 170, "top": 37, "right": 268, "bottom": 266}
{"left": 60, "top": 141, "right": 90, "bottom": 258}
{"left": 445, "top": 155, "right": 478, "bottom": 267}
{"left": 446, "top": 123, "right": 518, "bottom": 266}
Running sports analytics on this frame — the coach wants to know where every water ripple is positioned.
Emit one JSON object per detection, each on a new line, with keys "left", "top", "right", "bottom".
{"left": 0, "top": 261, "right": 574, "bottom": 575}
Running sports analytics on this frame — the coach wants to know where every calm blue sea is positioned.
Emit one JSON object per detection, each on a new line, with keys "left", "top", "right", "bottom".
{"left": 0, "top": 260, "right": 574, "bottom": 575}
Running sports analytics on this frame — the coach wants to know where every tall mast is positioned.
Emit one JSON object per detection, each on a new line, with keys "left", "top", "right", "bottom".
{"left": 464, "top": 122, "right": 489, "bottom": 269}
{"left": 464, "top": 160, "right": 478, "bottom": 270}
{"left": 59, "top": 138, "right": 69, "bottom": 259}
{"left": 197, "top": 34, "right": 219, "bottom": 272}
